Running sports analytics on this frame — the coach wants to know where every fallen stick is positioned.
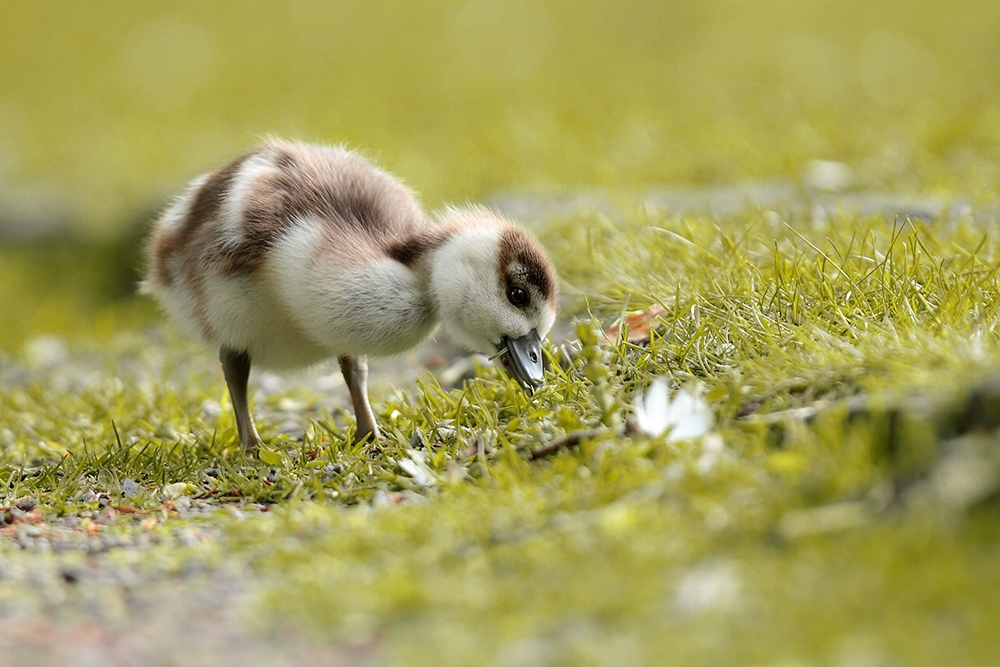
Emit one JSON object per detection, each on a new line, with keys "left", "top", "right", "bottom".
{"left": 528, "top": 430, "right": 602, "bottom": 460}
{"left": 528, "top": 419, "right": 641, "bottom": 461}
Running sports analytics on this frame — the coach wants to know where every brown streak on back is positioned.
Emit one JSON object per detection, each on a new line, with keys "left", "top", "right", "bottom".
{"left": 227, "top": 143, "right": 426, "bottom": 273}
{"left": 152, "top": 151, "right": 253, "bottom": 287}
{"left": 386, "top": 225, "right": 456, "bottom": 266}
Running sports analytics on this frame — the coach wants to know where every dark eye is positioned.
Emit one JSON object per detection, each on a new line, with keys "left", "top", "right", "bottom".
{"left": 507, "top": 286, "right": 529, "bottom": 308}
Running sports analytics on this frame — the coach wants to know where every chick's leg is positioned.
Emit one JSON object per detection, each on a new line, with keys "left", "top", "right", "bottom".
{"left": 220, "top": 347, "right": 261, "bottom": 454}
{"left": 339, "top": 355, "right": 380, "bottom": 443}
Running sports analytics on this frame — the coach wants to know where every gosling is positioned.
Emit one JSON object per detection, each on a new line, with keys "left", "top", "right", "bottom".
{"left": 142, "top": 141, "right": 557, "bottom": 452}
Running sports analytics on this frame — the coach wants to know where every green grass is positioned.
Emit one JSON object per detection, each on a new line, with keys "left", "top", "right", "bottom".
{"left": 3, "top": 208, "right": 1000, "bottom": 664}
{"left": 4, "top": 0, "right": 1000, "bottom": 663}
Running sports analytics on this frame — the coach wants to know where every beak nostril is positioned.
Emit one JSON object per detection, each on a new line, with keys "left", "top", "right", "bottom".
{"left": 500, "top": 332, "right": 544, "bottom": 393}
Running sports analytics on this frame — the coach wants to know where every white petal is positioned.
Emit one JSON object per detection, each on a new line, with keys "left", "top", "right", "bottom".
{"left": 634, "top": 379, "right": 713, "bottom": 442}
{"left": 664, "top": 387, "right": 713, "bottom": 443}
{"left": 635, "top": 377, "right": 671, "bottom": 436}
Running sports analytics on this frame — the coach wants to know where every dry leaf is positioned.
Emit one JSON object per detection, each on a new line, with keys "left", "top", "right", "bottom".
{"left": 606, "top": 299, "right": 674, "bottom": 343}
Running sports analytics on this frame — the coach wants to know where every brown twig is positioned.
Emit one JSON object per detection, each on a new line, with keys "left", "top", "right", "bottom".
{"left": 528, "top": 419, "right": 642, "bottom": 461}
{"left": 528, "top": 430, "right": 602, "bottom": 460}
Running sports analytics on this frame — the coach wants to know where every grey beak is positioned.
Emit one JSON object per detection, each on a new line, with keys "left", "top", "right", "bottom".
{"left": 499, "top": 331, "right": 544, "bottom": 394}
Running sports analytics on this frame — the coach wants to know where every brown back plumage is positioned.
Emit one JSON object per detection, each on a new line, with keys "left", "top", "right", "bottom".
{"left": 147, "top": 141, "right": 428, "bottom": 288}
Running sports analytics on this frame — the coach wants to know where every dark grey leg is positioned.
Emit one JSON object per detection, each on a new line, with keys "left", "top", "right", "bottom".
{"left": 339, "top": 355, "right": 380, "bottom": 443}
{"left": 220, "top": 347, "right": 261, "bottom": 454}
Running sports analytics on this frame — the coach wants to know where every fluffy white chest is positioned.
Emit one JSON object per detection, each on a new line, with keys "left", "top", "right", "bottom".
{"left": 256, "top": 224, "right": 439, "bottom": 365}
{"left": 190, "top": 262, "right": 438, "bottom": 370}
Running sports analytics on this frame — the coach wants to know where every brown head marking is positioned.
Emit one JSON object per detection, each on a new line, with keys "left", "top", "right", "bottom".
{"left": 496, "top": 225, "right": 557, "bottom": 308}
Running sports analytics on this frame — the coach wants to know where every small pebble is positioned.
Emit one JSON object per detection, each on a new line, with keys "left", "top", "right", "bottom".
{"left": 409, "top": 430, "right": 427, "bottom": 450}
{"left": 122, "top": 478, "right": 141, "bottom": 498}
{"left": 16, "top": 523, "right": 41, "bottom": 539}
{"left": 86, "top": 539, "right": 109, "bottom": 555}
{"left": 15, "top": 496, "right": 37, "bottom": 512}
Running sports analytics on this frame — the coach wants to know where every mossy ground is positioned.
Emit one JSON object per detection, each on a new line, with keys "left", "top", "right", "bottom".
{"left": 4, "top": 206, "right": 1000, "bottom": 665}
{"left": 3, "top": 1, "right": 1000, "bottom": 665}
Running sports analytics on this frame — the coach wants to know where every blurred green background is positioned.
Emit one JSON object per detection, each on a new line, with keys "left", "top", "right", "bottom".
{"left": 2, "top": 0, "right": 1000, "bottom": 347}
